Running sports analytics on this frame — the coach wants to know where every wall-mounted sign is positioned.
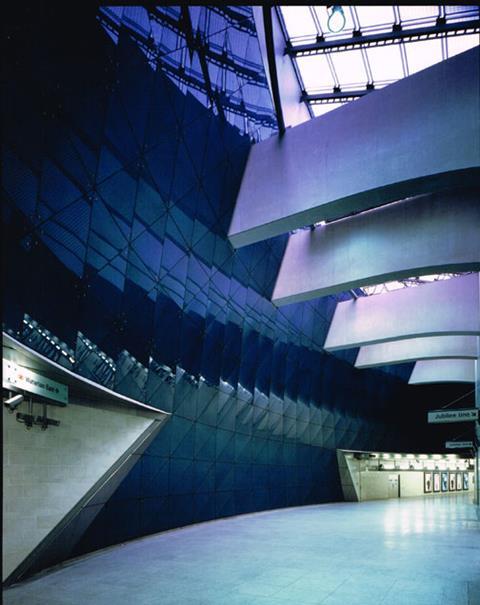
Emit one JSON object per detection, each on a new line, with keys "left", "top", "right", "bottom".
{"left": 445, "top": 441, "right": 474, "bottom": 449}
{"left": 427, "top": 409, "right": 478, "bottom": 424}
{"left": 2, "top": 359, "right": 68, "bottom": 405}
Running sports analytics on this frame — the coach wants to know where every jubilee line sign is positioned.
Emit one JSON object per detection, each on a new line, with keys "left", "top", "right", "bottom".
{"left": 2, "top": 359, "right": 68, "bottom": 406}
{"left": 445, "top": 441, "right": 474, "bottom": 449}
{"left": 427, "top": 408, "right": 478, "bottom": 424}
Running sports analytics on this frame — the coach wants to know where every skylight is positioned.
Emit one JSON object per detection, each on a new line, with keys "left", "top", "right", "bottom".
{"left": 279, "top": 5, "right": 480, "bottom": 118}
{"left": 361, "top": 273, "right": 474, "bottom": 296}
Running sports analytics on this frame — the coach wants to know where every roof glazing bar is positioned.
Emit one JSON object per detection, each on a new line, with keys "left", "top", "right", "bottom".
{"left": 288, "top": 19, "right": 480, "bottom": 56}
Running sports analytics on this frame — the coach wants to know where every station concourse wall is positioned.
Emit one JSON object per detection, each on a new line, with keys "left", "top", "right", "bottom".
{"left": 2, "top": 5, "right": 434, "bottom": 565}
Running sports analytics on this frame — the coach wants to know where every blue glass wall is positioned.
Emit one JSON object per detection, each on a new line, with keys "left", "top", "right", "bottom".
{"left": 3, "top": 8, "right": 423, "bottom": 560}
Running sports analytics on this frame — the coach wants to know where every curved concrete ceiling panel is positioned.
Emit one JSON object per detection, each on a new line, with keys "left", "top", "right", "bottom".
{"left": 272, "top": 188, "right": 480, "bottom": 305}
{"left": 228, "top": 47, "right": 480, "bottom": 248}
{"left": 409, "top": 359, "right": 476, "bottom": 384}
{"left": 324, "top": 273, "right": 480, "bottom": 351}
{"left": 355, "top": 336, "right": 479, "bottom": 369}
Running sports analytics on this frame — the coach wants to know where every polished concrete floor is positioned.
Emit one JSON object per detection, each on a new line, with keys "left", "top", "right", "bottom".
{"left": 3, "top": 494, "right": 480, "bottom": 605}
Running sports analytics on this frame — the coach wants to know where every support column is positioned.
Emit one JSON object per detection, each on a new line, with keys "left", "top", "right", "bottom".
{"left": 475, "top": 357, "right": 480, "bottom": 508}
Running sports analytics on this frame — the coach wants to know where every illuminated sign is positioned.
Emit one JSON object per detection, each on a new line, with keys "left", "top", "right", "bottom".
{"left": 2, "top": 359, "right": 68, "bottom": 405}
{"left": 445, "top": 441, "right": 474, "bottom": 449}
{"left": 427, "top": 409, "right": 478, "bottom": 424}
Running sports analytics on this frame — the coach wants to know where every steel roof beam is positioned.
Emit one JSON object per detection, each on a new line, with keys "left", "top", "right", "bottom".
{"left": 179, "top": 6, "right": 225, "bottom": 121}
{"left": 262, "top": 6, "right": 286, "bottom": 134}
{"left": 209, "top": 6, "right": 257, "bottom": 35}
{"left": 302, "top": 89, "right": 372, "bottom": 103}
{"left": 98, "top": 12, "right": 276, "bottom": 128}
{"left": 252, "top": 7, "right": 311, "bottom": 131}
{"left": 148, "top": 8, "right": 268, "bottom": 85}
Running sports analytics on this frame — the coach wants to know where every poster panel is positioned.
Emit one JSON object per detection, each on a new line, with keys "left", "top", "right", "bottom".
{"left": 424, "top": 472, "right": 433, "bottom": 493}
{"left": 441, "top": 472, "right": 448, "bottom": 492}
{"left": 433, "top": 472, "right": 440, "bottom": 492}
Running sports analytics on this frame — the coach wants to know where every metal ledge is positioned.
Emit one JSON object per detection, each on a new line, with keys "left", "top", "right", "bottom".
{"left": 2, "top": 332, "right": 169, "bottom": 415}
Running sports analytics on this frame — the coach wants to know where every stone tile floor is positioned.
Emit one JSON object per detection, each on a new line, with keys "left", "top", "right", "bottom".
{"left": 3, "top": 494, "right": 480, "bottom": 605}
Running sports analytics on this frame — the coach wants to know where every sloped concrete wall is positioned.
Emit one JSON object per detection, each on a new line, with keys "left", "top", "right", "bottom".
{"left": 2, "top": 400, "right": 161, "bottom": 581}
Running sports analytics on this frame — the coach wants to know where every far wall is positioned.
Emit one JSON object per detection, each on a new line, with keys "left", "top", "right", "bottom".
{"left": 359, "top": 470, "right": 474, "bottom": 501}
{"left": 337, "top": 450, "right": 475, "bottom": 502}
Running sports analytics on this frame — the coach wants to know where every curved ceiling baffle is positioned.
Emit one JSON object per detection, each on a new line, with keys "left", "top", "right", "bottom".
{"left": 409, "top": 359, "right": 476, "bottom": 384}
{"left": 272, "top": 188, "right": 480, "bottom": 305}
{"left": 323, "top": 273, "right": 480, "bottom": 351}
{"left": 355, "top": 336, "right": 480, "bottom": 369}
{"left": 227, "top": 10, "right": 479, "bottom": 387}
{"left": 228, "top": 46, "right": 480, "bottom": 248}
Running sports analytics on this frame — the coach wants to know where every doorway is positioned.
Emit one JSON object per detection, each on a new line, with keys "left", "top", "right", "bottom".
{"left": 388, "top": 474, "right": 400, "bottom": 498}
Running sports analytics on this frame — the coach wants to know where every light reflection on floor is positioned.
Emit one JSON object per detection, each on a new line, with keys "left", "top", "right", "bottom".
{"left": 3, "top": 494, "right": 480, "bottom": 605}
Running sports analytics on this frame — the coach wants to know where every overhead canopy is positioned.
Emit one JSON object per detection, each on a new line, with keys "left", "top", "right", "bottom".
{"left": 324, "top": 273, "right": 480, "bottom": 351}
{"left": 228, "top": 47, "right": 480, "bottom": 248}
{"left": 355, "top": 336, "right": 479, "bottom": 369}
{"left": 272, "top": 188, "right": 480, "bottom": 305}
{"left": 409, "top": 359, "right": 476, "bottom": 384}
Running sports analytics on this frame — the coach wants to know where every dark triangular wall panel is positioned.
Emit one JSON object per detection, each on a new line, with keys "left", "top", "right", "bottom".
{"left": 2, "top": 4, "right": 435, "bottom": 581}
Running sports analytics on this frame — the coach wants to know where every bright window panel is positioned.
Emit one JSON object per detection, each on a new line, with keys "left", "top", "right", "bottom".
{"left": 296, "top": 54, "right": 335, "bottom": 91}
{"left": 355, "top": 6, "right": 395, "bottom": 30}
{"left": 281, "top": 6, "right": 317, "bottom": 39}
{"left": 330, "top": 49, "right": 368, "bottom": 85}
{"left": 406, "top": 38, "right": 443, "bottom": 74}
{"left": 311, "top": 102, "right": 346, "bottom": 118}
{"left": 399, "top": 5, "right": 440, "bottom": 23}
{"left": 367, "top": 45, "right": 404, "bottom": 81}
{"left": 445, "top": 5, "right": 480, "bottom": 21}
{"left": 314, "top": 5, "right": 355, "bottom": 36}
{"left": 447, "top": 33, "right": 480, "bottom": 58}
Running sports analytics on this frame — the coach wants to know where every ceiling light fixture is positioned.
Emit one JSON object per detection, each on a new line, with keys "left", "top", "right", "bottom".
{"left": 327, "top": 6, "right": 346, "bottom": 33}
